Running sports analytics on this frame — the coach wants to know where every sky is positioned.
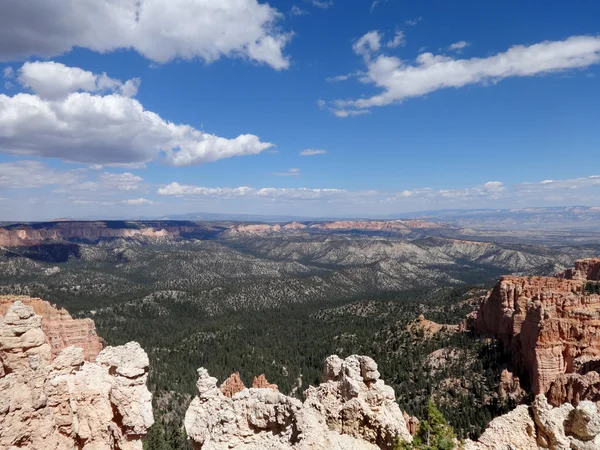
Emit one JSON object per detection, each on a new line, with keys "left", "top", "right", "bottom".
{"left": 0, "top": 0, "right": 599, "bottom": 220}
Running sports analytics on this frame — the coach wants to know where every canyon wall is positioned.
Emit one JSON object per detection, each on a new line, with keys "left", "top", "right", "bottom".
{"left": 474, "top": 258, "right": 600, "bottom": 405}
{"left": 0, "top": 301, "right": 153, "bottom": 449}
{"left": 0, "top": 295, "right": 103, "bottom": 361}
{"left": 0, "top": 221, "right": 218, "bottom": 247}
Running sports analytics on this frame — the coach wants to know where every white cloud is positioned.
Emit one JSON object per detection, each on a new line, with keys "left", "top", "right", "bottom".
{"left": 72, "top": 197, "right": 155, "bottom": 206}
{"left": 0, "top": 62, "right": 273, "bottom": 166}
{"left": 0, "top": 160, "right": 82, "bottom": 188}
{"left": 290, "top": 5, "right": 308, "bottom": 16}
{"left": 328, "top": 35, "right": 600, "bottom": 116}
{"left": 518, "top": 175, "right": 600, "bottom": 192}
{"left": 386, "top": 31, "right": 406, "bottom": 49}
{"left": 405, "top": 17, "right": 422, "bottom": 26}
{"left": 300, "top": 149, "right": 326, "bottom": 156}
{"left": 353, "top": 31, "right": 382, "bottom": 62}
{"left": 326, "top": 71, "right": 363, "bottom": 82}
{"left": 272, "top": 168, "right": 301, "bottom": 176}
{"left": 306, "top": 0, "right": 333, "bottom": 9}
{"left": 18, "top": 61, "right": 138, "bottom": 100}
{"left": 449, "top": 41, "right": 469, "bottom": 51}
{"left": 370, "top": 0, "right": 387, "bottom": 13}
{"left": 3, "top": 81, "right": 12, "bottom": 90}
{"left": 3, "top": 67, "right": 13, "bottom": 78}
{"left": 0, "top": 0, "right": 291, "bottom": 70}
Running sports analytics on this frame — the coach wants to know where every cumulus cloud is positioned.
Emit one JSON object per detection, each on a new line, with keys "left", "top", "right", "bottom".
{"left": 448, "top": 41, "right": 469, "bottom": 51}
{"left": 3, "top": 67, "right": 13, "bottom": 79}
{"left": 300, "top": 149, "right": 326, "bottom": 156}
{"left": 386, "top": 31, "right": 406, "bottom": 49}
{"left": 156, "top": 175, "right": 600, "bottom": 209}
{"left": 0, "top": 62, "right": 273, "bottom": 166}
{"left": 327, "top": 35, "right": 600, "bottom": 116}
{"left": 405, "top": 17, "right": 422, "bottom": 26}
{"left": 18, "top": 61, "right": 139, "bottom": 100}
{"left": 0, "top": 0, "right": 291, "bottom": 70}
{"left": 0, "top": 160, "right": 82, "bottom": 188}
{"left": 272, "top": 168, "right": 301, "bottom": 176}
{"left": 353, "top": 31, "right": 382, "bottom": 62}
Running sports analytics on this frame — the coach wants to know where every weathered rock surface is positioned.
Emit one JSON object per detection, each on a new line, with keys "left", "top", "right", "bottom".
{"left": 184, "top": 355, "right": 412, "bottom": 449}
{"left": 0, "top": 301, "right": 153, "bottom": 449}
{"left": 0, "top": 295, "right": 103, "bottom": 361}
{"left": 465, "top": 394, "right": 600, "bottom": 450}
{"left": 474, "top": 259, "right": 600, "bottom": 404}
{"left": 220, "top": 372, "right": 246, "bottom": 398}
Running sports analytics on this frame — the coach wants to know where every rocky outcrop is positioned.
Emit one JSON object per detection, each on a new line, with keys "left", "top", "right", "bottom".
{"left": 474, "top": 259, "right": 600, "bottom": 405}
{"left": 498, "top": 369, "right": 526, "bottom": 403}
{"left": 0, "top": 301, "right": 153, "bottom": 449}
{"left": 407, "top": 314, "right": 460, "bottom": 338}
{"left": 0, "top": 296, "right": 103, "bottom": 361}
{"left": 465, "top": 394, "right": 600, "bottom": 449}
{"left": 184, "top": 355, "right": 412, "bottom": 449}
{"left": 252, "top": 374, "right": 278, "bottom": 391}
{"left": 220, "top": 372, "right": 246, "bottom": 398}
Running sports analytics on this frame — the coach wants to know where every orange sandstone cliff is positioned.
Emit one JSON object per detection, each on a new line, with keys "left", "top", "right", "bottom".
{"left": 0, "top": 296, "right": 103, "bottom": 361}
{"left": 474, "top": 258, "right": 600, "bottom": 405}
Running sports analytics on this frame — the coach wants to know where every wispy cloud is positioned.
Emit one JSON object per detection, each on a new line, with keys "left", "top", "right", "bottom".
{"left": 448, "top": 41, "right": 469, "bottom": 51}
{"left": 306, "top": 0, "right": 333, "bottom": 9}
{"left": 300, "top": 149, "right": 326, "bottom": 156}
{"left": 326, "top": 35, "right": 600, "bottom": 116}
{"left": 405, "top": 17, "right": 422, "bottom": 26}
{"left": 386, "top": 31, "right": 406, "bottom": 49}
{"left": 290, "top": 5, "right": 308, "bottom": 16}
{"left": 272, "top": 168, "right": 301, "bottom": 177}
{"left": 370, "top": 0, "right": 387, "bottom": 13}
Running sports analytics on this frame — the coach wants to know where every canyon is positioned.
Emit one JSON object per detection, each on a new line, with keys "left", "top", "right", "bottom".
{"left": 474, "top": 258, "right": 600, "bottom": 406}
{"left": 1, "top": 294, "right": 600, "bottom": 449}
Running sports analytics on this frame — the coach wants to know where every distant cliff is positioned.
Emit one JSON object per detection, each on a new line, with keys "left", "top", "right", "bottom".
{"left": 474, "top": 258, "right": 600, "bottom": 405}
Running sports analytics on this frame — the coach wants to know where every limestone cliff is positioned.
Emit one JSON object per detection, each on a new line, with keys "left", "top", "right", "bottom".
{"left": 0, "top": 295, "right": 103, "bottom": 361}
{"left": 465, "top": 394, "right": 600, "bottom": 450}
{"left": 474, "top": 258, "right": 600, "bottom": 405}
{"left": 0, "top": 301, "right": 153, "bottom": 449}
{"left": 184, "top": 355, "right": 412, "bottom": 449}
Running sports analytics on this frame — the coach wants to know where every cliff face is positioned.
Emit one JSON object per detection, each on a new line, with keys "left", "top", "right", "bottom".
{"left": 0, "top": 296, "right": 103, "bottom": 361}
{"left": 474, "top": 259, "right": 600, "bottom": 404}
{"left": 0, "top": 221, "right": 218, "bottom": 247}
{"left": 184, "top": 355, "right": 412, "bottom": 449}
{"left": 0, "top": 301, "right": 153, "bottom": 449}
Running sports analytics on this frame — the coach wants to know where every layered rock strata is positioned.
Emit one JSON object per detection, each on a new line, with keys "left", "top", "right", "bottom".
{"left": 0, "top": 301, "right": 153, "bottom": 449}
{"left": 184, "top": 355, "right": 412, "bottom": 449}
{"left": 0, "top": 295, "right": 103, "bottom": 361}
{"left": 474, "top": 259, "right": 600, "bottom": 405}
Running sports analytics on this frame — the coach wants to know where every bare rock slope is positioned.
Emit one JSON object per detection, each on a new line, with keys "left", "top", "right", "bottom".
{"left": 0, "top": 301, "right": 153, "bottom": 449}
{"left": 184, "top": 354, "right": 412, "bottom": 449}
{"left": 474, "top": 258, "right": 600, "bottom": 405}
{"left": 465, "top": 394, "right": 600, "bottom": 450}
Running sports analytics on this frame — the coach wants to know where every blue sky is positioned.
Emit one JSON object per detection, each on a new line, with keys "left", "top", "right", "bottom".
{"left": 0, "top": 0, "right": 599, "bottom": 220}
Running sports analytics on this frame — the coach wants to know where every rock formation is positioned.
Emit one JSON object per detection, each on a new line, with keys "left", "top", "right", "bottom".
{"left": 474, "top": 258, "right": 600, "bottom": 405}
{"left": 465, "top": 394, "right": 600, "bottom": 449}
{"left": 0, "top": 295, "right": 103, "bottom": 361}
{"left": 184, "top": 355, "right": 412, "bottom": 449}
{"left": 0, "top": 301, "right": 153, "bottom": 449}
{"left": 252, "top": 374, "right": 278, "bottom": 391}
{"left": 220, "top": 372, "right": 246, "bottom": 398}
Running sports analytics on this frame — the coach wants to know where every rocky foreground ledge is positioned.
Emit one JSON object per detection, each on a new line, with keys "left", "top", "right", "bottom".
{"left": 0, "top": 301, "right": 153, "bottom": 449}
{"left": 184, "top": 354, "right": 413, "bottom": 449}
